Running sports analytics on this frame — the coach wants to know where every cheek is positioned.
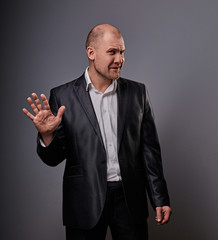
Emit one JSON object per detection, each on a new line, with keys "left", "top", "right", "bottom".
{"left": 96, "top": 55, "right": 114, "bottom": 70}
{"left": 108, "top": 57, "right": 115, "bottom": 66}
{"left": 97, "top": 56, "right": 110, "bottom": 66}
{"left": 103, "top": 59, "right": 113, "bottom": 69}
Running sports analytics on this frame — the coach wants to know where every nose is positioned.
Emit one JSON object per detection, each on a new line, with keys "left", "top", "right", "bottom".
{"left": 115, "top": 53, "right": 125, "bottom": 64}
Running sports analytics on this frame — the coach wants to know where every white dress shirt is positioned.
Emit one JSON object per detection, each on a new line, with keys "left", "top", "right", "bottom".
{"left": 85, "top": 67, "right": 121, "bottom": 181}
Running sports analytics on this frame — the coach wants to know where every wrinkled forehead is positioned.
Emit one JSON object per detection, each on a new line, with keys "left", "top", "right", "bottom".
{"left": 100, "top": 31, "right": 125, "bottom": 49}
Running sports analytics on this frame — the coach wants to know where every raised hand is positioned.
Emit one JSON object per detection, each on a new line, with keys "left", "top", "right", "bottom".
{"left": 23, "top": 93, "right": 65, "bottom": 146}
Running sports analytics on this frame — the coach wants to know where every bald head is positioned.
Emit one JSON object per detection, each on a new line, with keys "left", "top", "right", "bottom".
{"left": 85, "top": 24, "right": 123, "bottom": 49}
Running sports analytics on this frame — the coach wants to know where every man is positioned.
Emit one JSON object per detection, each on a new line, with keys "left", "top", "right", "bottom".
{"left": 23, "top": 24, "right": 172, "bottom": 240}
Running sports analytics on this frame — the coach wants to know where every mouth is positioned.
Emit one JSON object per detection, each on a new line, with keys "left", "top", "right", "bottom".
{"left": 110, "top": 66, "right": 121, "bottom": 70}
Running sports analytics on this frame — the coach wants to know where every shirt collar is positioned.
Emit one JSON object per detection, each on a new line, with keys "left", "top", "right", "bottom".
{"left": 85, "top": 67, "right": 92, "bottom": 91}
{"left": 84, "top": 67, "right": 117, "bottom": 93}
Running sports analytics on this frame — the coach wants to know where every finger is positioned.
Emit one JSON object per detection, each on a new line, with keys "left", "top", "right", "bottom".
{"left": 40, "top": 94, "right": 51, "bottom": 110}
{"left": 161, "top": 209, "right": 171, "bottom": 225}
{"left": 57, "top": 106, "right": 66, "bottom": 119}
{"left": 22, "top": 108, "right": 35, "bottom": 120}
{"left": 27, "top": 97, "right": 39, "bottom": 115}
{"left": 155, "top": 207, "right": 163, "bottom": 223}
{"left": 32, "top": 93, "right": 43, "bottom": 111}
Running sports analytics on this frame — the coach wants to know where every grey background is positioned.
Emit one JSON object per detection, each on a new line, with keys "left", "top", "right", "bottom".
{"left": 1, "top": 0, "right": 218, "bottom": 239}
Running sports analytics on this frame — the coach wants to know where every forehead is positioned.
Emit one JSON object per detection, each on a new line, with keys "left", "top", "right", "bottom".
{"left": 99, "top": 32, "right": 125, "bottom": 49}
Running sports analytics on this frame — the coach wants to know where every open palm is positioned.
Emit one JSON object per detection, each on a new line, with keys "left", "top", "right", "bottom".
{"left": 23, "top": 93, "right": 65, "bottom": 142}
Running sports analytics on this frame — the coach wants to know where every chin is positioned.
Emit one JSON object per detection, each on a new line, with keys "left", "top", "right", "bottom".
{"left": 111, "top": 73, "right": 120, "bottom": 80}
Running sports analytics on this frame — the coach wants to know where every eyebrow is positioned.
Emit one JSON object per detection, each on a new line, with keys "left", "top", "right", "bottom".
{"left": 107, "top": 48, "right": 126, "bottom": 52}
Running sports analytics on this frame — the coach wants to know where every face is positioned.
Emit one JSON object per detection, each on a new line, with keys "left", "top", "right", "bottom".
{"left": 88, "top": 31, "right": 125, "bottom": 81}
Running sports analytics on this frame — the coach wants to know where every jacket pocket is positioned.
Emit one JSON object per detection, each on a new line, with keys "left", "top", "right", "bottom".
{"left": 64, "top": 165, "right": 83, "bottom": 178}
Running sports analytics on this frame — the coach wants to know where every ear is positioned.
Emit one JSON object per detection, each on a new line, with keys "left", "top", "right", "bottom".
{"left": 86, "top": 46, "right": 95, "bottom": 61}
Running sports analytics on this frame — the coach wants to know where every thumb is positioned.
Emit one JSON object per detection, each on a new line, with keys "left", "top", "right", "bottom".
{"left": 155, "top": 207, "right": 163, "bottom": 223}
{"left": 57, "top": 106, "right": 66, "bottom": 119}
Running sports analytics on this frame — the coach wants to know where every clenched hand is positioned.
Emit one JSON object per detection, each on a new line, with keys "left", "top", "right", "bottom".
{"left": 155, "top": 206, "right": 172, "bottom": 225}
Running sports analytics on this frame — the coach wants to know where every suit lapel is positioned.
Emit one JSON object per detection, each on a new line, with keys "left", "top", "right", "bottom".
{"left": 117, "top": 78, "right": 129, "bottom": 153}
{"left": 73, "top": 75, "right": 129, "bottom": 153}
{"left": 73, "top": 75, "right": 105, "bottom": 149}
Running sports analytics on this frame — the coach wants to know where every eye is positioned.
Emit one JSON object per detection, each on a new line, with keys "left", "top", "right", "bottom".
{"left": 109, "top": 50, "right": 115, "bottom": 54}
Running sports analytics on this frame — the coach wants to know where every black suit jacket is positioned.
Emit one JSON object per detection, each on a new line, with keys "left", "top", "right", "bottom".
{"left": 37, "top": 74, "right": 170, "bottom": 229}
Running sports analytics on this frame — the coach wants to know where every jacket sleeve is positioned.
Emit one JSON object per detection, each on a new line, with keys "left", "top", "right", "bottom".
{"left": 141, "top": 85, "right": 170, "bottom": 209}
{"left": 37, "top": 88, "right": 67, "bottom": 166}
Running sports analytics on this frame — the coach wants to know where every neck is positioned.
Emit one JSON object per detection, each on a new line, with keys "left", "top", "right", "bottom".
{"left": 88, "top": 67, "right": 112, "bottom": 93}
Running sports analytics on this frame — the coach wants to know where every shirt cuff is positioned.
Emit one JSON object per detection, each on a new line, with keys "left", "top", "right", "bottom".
{"left": 39, "top": 138, "right": 46, "bottom": 147}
